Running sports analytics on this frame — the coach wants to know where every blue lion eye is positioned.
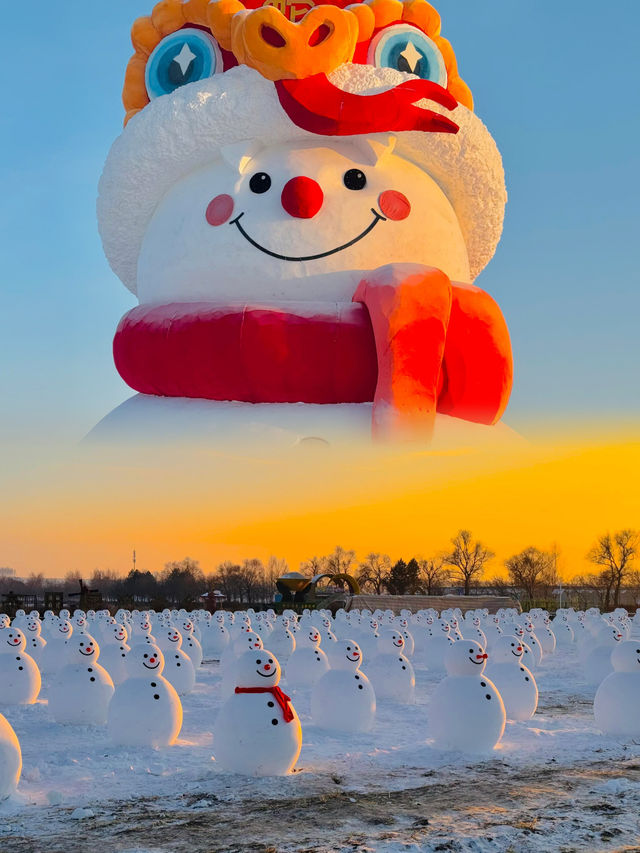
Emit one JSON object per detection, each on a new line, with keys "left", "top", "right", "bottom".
{"left": 145, "top": 28, "right": 222, "bottom": 100}
{"left": 368, "top": 25, "right": 447, "bottom": 86}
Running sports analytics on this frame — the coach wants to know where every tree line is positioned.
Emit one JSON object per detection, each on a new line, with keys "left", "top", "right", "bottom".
{"left": 1, "top": 529, "right": 637, "bottom": 610}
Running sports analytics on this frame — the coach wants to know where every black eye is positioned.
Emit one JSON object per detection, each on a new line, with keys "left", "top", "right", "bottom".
{"left": 256, "top": 659, "right": 262, "bottom": 664}
{"left": 343, "top": 169, "right": 366, "bottom": 190}
{"left": 469, "top": 649, "right": 473, "bottom": 653}
{"left": 144, "top": 654, "right": 148, "bottom": 658}
{"left": 249, "top": 172, "right": 271, "bottom": 194}
{"left": 347, "top": 646, "right": 351, "bottom": 650}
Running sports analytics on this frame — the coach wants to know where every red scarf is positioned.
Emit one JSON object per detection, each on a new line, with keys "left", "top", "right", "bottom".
{"left": 235, "top": 686, "right": 295, "bottom": 723}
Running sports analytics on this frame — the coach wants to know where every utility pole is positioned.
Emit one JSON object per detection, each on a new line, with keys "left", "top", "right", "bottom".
{"left": 133, "top": 549, "right": 136, "bottom": 573}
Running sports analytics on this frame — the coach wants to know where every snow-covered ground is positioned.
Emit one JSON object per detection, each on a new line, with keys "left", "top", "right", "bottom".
{"left": 2, "top": 643, "right": 640, "bottom": 852}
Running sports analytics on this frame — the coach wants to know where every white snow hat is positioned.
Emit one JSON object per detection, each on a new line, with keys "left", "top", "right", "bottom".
{"left": 98, "top": 63, "right": 506, "bottom": 294}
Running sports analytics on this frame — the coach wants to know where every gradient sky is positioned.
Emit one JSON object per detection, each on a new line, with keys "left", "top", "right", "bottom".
{"left": 0, "top": 1, "right": 638, "bottom": 578}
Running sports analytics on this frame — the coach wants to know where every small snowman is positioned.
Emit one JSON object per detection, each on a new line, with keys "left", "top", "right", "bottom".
{"left": 23, "top": 617, "right": 47, "bottom": 665}
{"left": 201, "top": 620, "right": 229, "bottom": 661}
{"left": 422, "top": 619, "right": 455, "bottom": 672}
{"left": 428, "top": 640, "right": 506, "bottom": 753}
{"left": 367, "top": 627, "right": 415, "bottom": 703}
{"left": 285, "top": 627, "right": 330, "bottom": 689}
{"left": 157, "top": 629, "right": 196, "bottom": 696}
{"left": 311, "top": 639, "right": 376, "bottom": 733}
{"left": 48, "top": 634, "right": 114, "bottom": 725}
{"left": 594, "top": 641, "right": 640, "bottom": 737}
{"left": 108, "top": 643, "right": 183, "bottom": 747}
{"left": 39, "top": 618, "right": 73, "bottom": 675}
{"left": 179, "top": 620, "right": 203, "bottom": 668}
{"left": 0, "top": 626, "right": 41, "bottom": 705}
{"left": 0, "top": 712, "right": 21, "bottom": 800}
{"left": 583, "top": 625, "right": 623, "bottom": 687}
{"left": 484, "top": 636, "right": 538, "bottom": 722}
{"left": 267, "top": 622, "right": 296, "bottom": 663}
{"left": 213, "top": 649, "right": 301, "bottom": 776}
{"left": 98, "top": 623, "right": 131, "bottom": 685}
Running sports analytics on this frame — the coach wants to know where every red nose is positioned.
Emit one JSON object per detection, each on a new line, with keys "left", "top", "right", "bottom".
{"left": 150, "top": 657, "right": 156, "bottom": 663}
{"left": 281, "top": 177, "right": 323, "bottom": 219}
{"left": 264, "top": 664, "right": 271, "bottom": 671}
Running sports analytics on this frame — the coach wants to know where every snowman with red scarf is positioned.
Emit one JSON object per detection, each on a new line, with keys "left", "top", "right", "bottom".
{"left": 94, "top": 0, "right": 512, "bottom": 446}
{"left": 213, "top": 648, "right": 301, "bottom": 775}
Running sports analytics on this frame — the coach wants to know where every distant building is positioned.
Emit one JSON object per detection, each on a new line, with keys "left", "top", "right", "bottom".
{"left": 0, "top": 567, "right": 16, "bottom": 578}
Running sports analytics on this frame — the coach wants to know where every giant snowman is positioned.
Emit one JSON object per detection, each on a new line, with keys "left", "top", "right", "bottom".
{"left": 92, "top": 0, "right": 513, "bottom": 446}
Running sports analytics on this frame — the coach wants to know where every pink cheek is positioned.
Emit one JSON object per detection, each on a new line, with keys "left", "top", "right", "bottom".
{"left": 378, "top": 190, "right": 411, "bottom": 221}
{"left": 206, "top": 194, "right": 235, "bottom": 226}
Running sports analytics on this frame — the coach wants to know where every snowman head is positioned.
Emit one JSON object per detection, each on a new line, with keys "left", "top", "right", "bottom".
{"left": 127, "top": 642, "right": 165, "bottom": 677}
{"left": 67, "top": 634, "right": 100, "bottom": 663}
{"left": 136, "top": 135, "right": 470, "bottom": 305}
{"left": 492, "top": 636, "right": 524, "bottom": 664}
{"left": 437, "top": 619, "right": 450, "bottom": 634}
{"left": 611, "top": 642, "right": 640, "bottom": 673}
{"left": 0, "top": 627, "right": 26, "bottom": 653}
{"left": 333, "top": 639, "right": 363, "bottom": 670}
{"left": 445, "top": 640, "right": 487, "bottom": 676}
{"left": 235, "top": 648, "right": 282, "bottom": 687}
{"left": 164, "top": 629, "right": 183, "bottom": 649}
{"left": 111, "top": 624, "right": 129, "bottom": 644}
{"left": 377, "top": 628, "right": 405, "bottom": 654}
{"left": 238, "top": 631, "right": 264, "bottom": 653}
{"left": 56, "top": 619, "right": 73, "bottom": 639}
{"left": 26, "top": 619, "right": 42, "bottom": 636}
{"left": 100, "top": 0, "right": 507, "bottom": 305}
{"left": 0, "top": 615, "right": 9, "bottom": 628}
{"left": 181, "top": 620, "right": 194, "bottom": 635}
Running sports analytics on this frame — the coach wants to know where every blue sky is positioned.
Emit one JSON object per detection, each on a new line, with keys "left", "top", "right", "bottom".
{"left": 1, "top": 0, "right": 639, "bottom": 443}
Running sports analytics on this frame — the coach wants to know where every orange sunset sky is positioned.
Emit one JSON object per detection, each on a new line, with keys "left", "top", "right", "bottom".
{"left": 1, "top": 422, "right": 637, "bottom": 581}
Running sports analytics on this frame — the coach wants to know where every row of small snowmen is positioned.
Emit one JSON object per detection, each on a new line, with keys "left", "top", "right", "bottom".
{"left": 1, "top": 603, "right": 640, "bottom": 794}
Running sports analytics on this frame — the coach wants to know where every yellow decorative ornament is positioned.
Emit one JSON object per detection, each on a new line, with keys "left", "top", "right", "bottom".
{"left": 228, "top": 5, "right": 360, "bottom": 81}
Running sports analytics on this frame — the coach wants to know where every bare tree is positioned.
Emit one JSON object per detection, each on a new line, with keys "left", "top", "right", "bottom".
{"left": 299, "top": 555, "right": 327, "bottom": 576}
{"left": 357, "top": 553, "right": 391, "bottom": 594}
{"left": 587, "top": 529, "right": 638, "bottom": 608}
{"left": 324, "top": 546, "right": 356, "bottom": 576}
{"left": 504, "top": 547, "right": 557, "bottom": 604}
{"left": 443, "top": 530, "right": 494, "bottom": 595}
{"left": 417, "top": 558, "right": 450, "bottom": 594}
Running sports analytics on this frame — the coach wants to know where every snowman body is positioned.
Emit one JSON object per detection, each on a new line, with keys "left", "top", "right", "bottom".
{"left": 594, "top": 643, "right": 640, "bottom": 736}
{"left": 213, "top": 650, "right": 301, "bottom": 776}
{"left": 311, "top": 640, "right": 376, "bottom": 732}
{"left": 429, "top": 642, "right": 505, "bottom": 752}
{"left": 583, "top": 632, "right": 622, "bottom": 687}
{"left": 0, "top": 628, "right": 41, "bottom": 705}
{"left": 99, "top": 641, "right": 131, "bottom": 685}
{"left": 0, "top": 713, "right": 21, "bottom": 800}
{"left": 537, "top": 624, "right": 556, "bottom": 655}
{"left": 48, "top": 636, "right": 114, "bottom": 725}
{"left": 485, "top": 637, "right": 538, "bottom": 722}
{"left": 107, "top": 644, "right": 183, "bottom": 747}
{"left": 202, "top": 623, "right": 230, "bottom": 659}
{"left": 368, "top": 629, "right": 415, "bottom": 703}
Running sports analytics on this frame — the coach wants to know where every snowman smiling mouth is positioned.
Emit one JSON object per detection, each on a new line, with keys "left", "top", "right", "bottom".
{"left": 230, "top": 208, "right": 386, "bottom": 263}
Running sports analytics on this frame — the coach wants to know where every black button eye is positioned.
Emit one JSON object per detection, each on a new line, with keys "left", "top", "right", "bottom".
{"left": 469, "top": 649, "right": 473, "bottom": 653}
{"left": 256, "top": 659, "right": 262, "bottom": 664}
{"left": 249, "top": 172, "right": 271, "bottom": 194}
{"left": 144, "top": 654, "right": 148, "bottom": 658}
{"left": 343, "top": 169, "right": 366, "bottom": 190}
